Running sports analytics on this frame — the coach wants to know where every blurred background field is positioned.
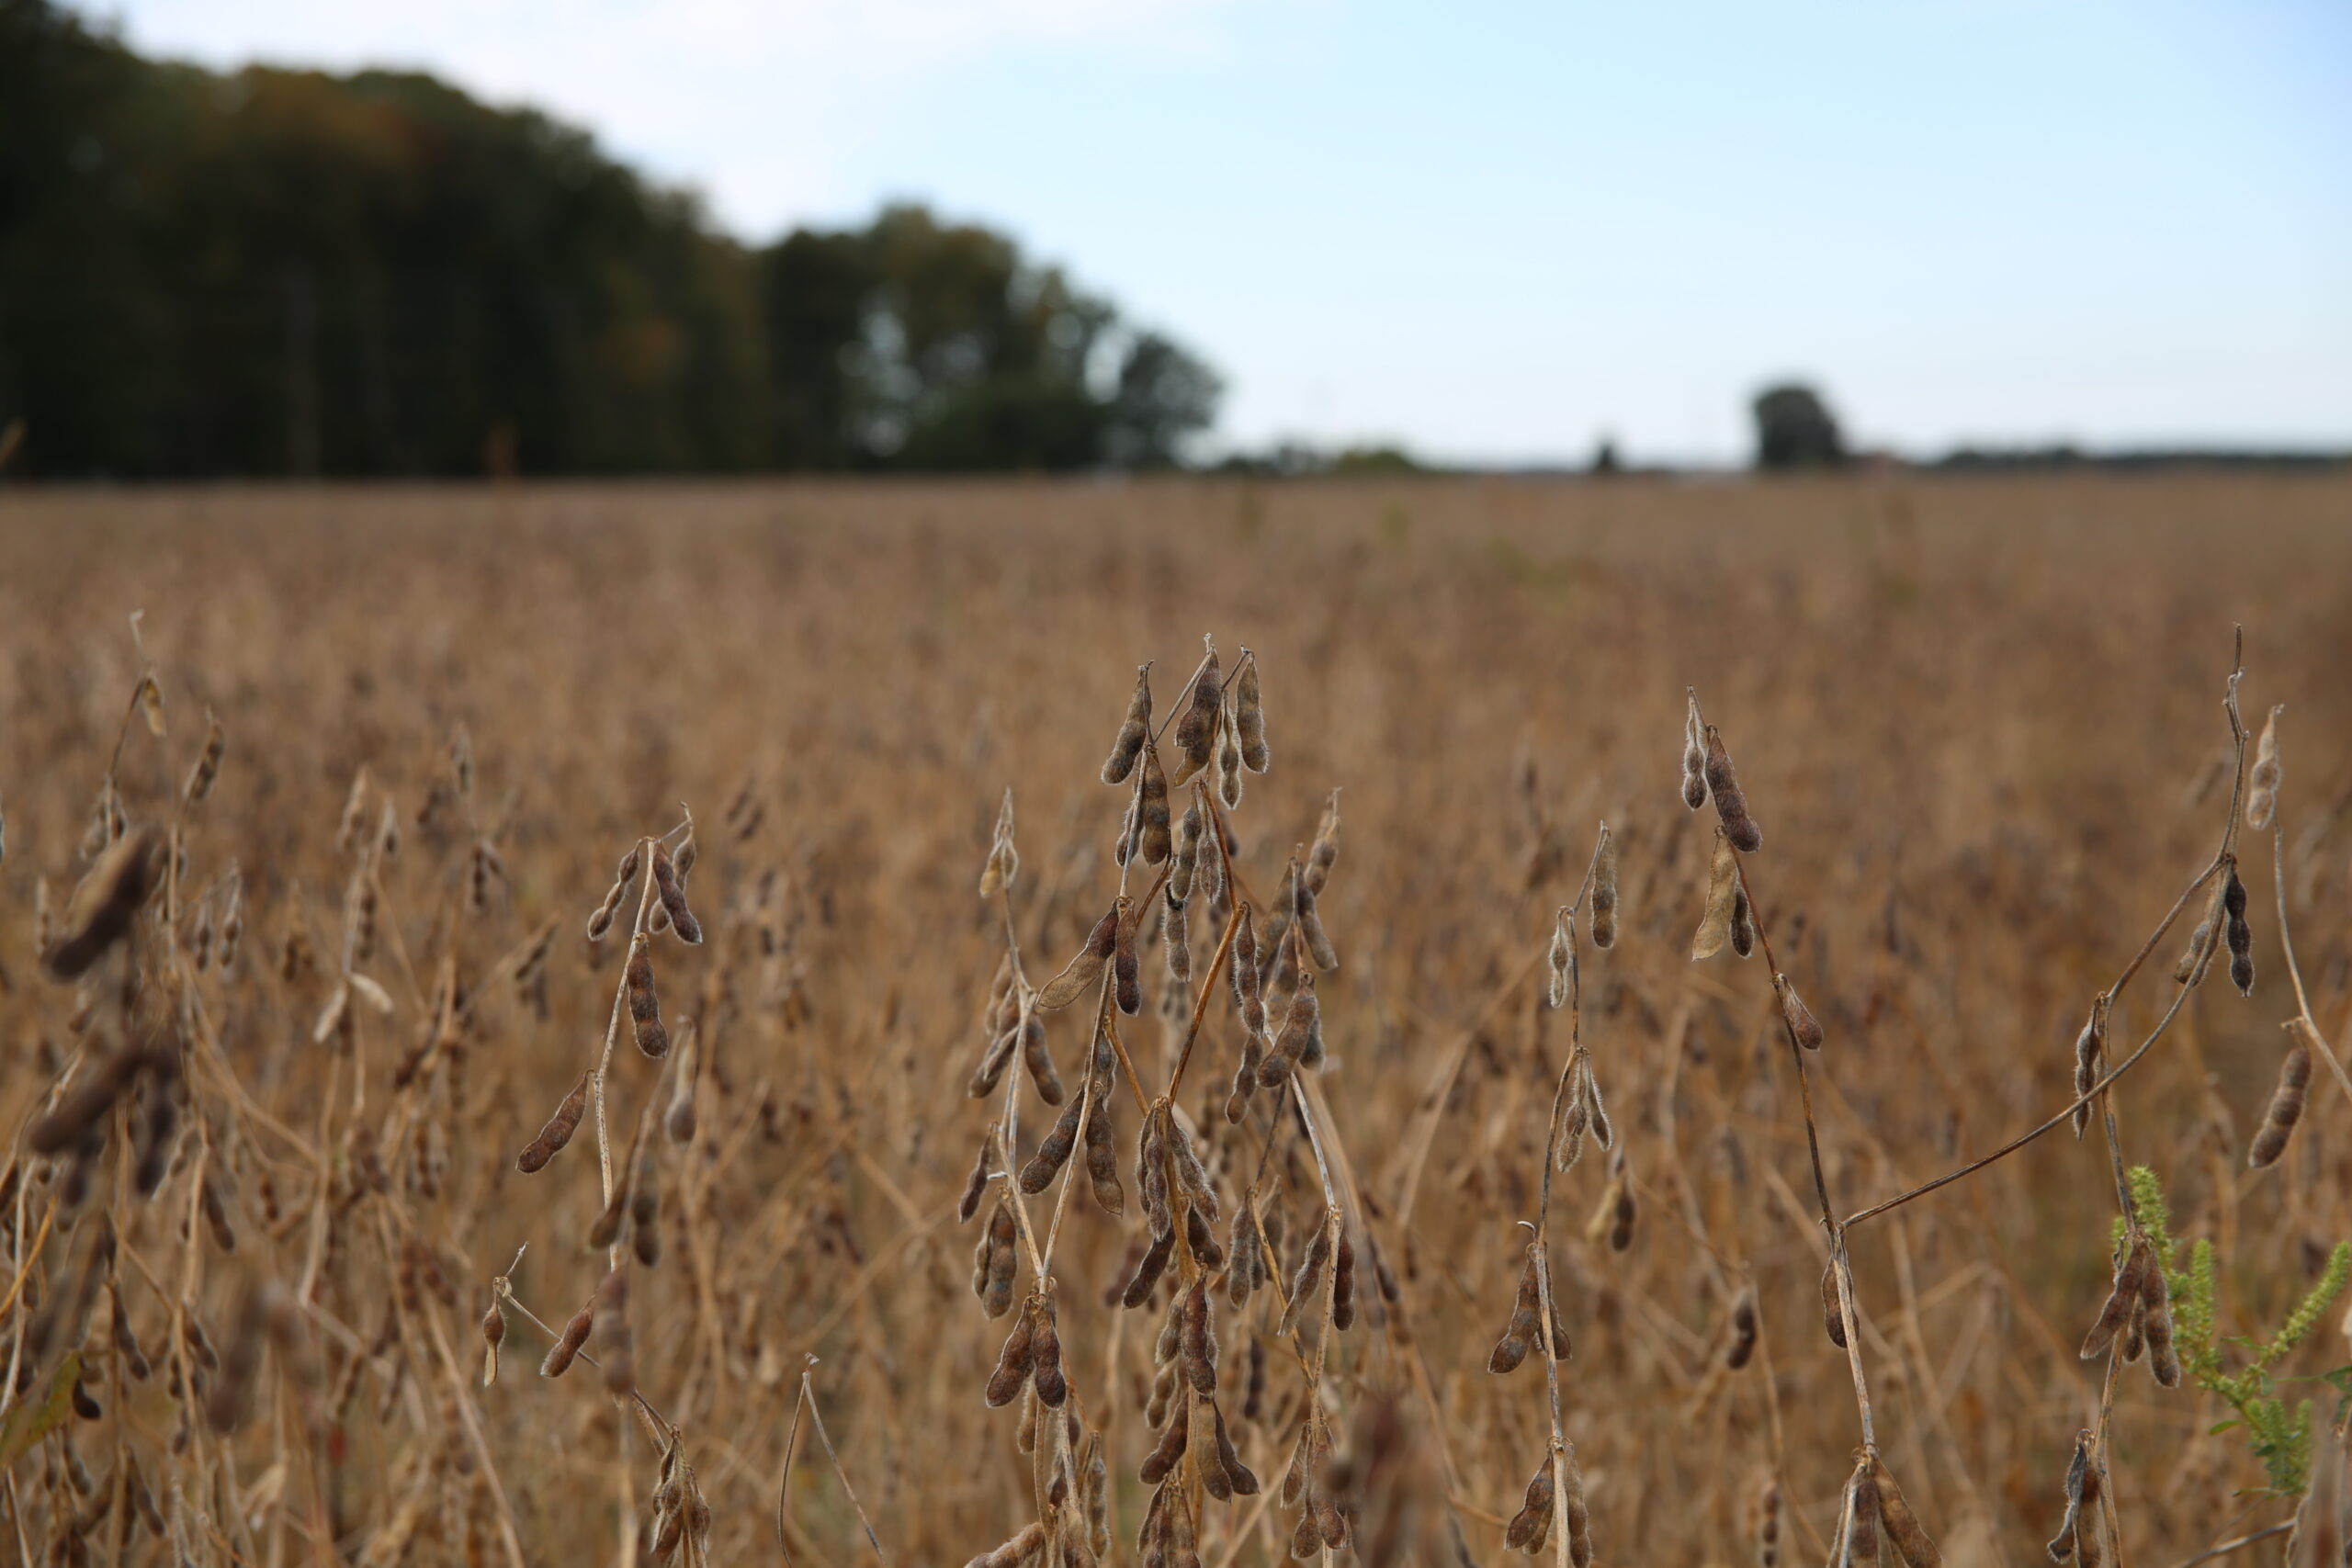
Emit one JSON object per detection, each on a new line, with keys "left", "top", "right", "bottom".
{"left": 1, "top": 472, "right": 2347, "bottom": 1562}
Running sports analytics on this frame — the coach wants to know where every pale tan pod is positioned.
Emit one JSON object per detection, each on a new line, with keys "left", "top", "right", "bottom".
{"left": 1589, "top": 824, "right": 1619, "bottom": 949}
{"left": 1546, "top": 908, "right": 1573, "bottom": 1009}
{"left": 1691, "top": 828, "right": 1737, "bottom": 960}
{"left": 2245, "top": 705, "right": 2281, "bottom": 829}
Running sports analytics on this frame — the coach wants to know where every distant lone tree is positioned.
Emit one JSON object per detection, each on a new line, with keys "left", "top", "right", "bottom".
{"left": 1750, "top": 382, "right": 1847, "bottom": 469}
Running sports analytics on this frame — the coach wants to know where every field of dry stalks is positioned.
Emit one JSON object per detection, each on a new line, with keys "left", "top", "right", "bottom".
{"left": 0, "top": 473, "right": 2348, "bottom": 1568}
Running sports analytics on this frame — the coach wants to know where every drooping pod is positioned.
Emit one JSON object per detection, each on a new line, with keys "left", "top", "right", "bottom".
{"left": 1777, "top": 976, "right": 1825, "bottom": 1051}
{"left": 2248, "top": 1033, "right": 2312, "bottom": 1168}
{"left": 1102, "top": 664, "right": 1153, "bottom": 785}
{"left": 1680, "top": 699, "right": 1708, "bottom": 811}
{"left": 1036, "top": 905, "right": 1119, "bottom": 1010}
{"left": 2222, "top": 867, "right": 2255, "bottom": 996}
{"left": 1170, "top": 640, "right": 1224, "bottom": 787}
{"left": 626, "top": 939, "right": 669, "bottom": 1058}
{"left": 517, "top": 1071, "right": 592, "bottom": 1173}
{"left": 2245, "top": 705, "right": 2281, "bottom": 829}
{"left": 1546, "top": 908, "right": 1574, "bottom": 1009}
{"left": 2070, "top": 1010, "right": 2104, "bottom": 1138}
{"left": 650, "top": 844, "right": 702, "bottom": 943}
{"left": 1702, "top": 725, "right": 1764, "bottom": 852}
{"left": 1170, "top": 788, "right": 1207, "bottom": 904}
{"left": 1589, "top": 825, "right": 1619, "bottom": 949}
{"left": 1691, "top": 829, "right": 1737, "bottom": 960}
{"left": 1869, "top": 1454, "right": 1942, "bottom": 1567}
{"left": 1233, "top": 655, "right": 1269, "bottom": 772}
{"left": 1728, "top": 884, "right": 1758, "bottom": 958}
{"left": 1504, "top": 1461, "right": 1554, "bottom": 1553}
{"left": 1305, "top": 790, "right": 1341, "bottom": 896}
{"left": 2078, "top": 1238, "right": 2149, "bottom": 1360}
{"left": 1137, "top": 743, "right": 1173, "bottom": 865}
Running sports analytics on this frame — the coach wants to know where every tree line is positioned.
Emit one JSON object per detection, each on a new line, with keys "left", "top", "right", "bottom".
{"left": 0, "top": 0, "right": 1221, "bottom": 479}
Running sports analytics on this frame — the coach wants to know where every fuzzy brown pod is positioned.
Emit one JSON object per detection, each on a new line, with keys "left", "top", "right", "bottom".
{"left": 1021, "top": 1094, "right": 1086, "bottom": 1194}
{"left": 2223, "top": 867, "right": 2255, "bottom": 996}
{"left": 2070, "top": 1010, "right": 2104, "bottom": 1138}
{"left": 630, "top": 1138, "right": 662, "bottom": 1267}
{"left": 650, "top": 844, "right": 702, "bottom": 943}
{"left": 1178, "top": 1279, "right": 1218, "bottom": 1395}
{"left": 1838, "top": 1459, "right": 1883, "bottom": 1568}
{"left": 1122, "top": 1229, "right": 1175, "bottom": 1310}
{"left": 480, "top": 1301, "right": 507, "bottom": 1387}
{"left": 1703, "top": 725, "right": 1764, "bottom": 852}
{"left": 1102, "top": 664, "right": 1153, "bottom": 785}
{"left": 1083, "top": 1040, "right": 1125, "bottom": 1216}
{"left": 1170, "top": 788, "right": 1207, "bottom": 904}
{"left": 1294, "top": 874, "right": 1339, "bottom": 972}
{"left": 1138, "top": 1402, "right": 1188, "bottom": 1483}
{"left": 41, "top": 828, "right": 162, "bottom": 982}
{"left": 1589, "top": 826, "right": 1619, "bottom": 949}
{"left": 2245, "top": 705, "right": 2281, "bottom": 829}
{"left": 541, "top": 1300, "right": 594, "bottom": 1379}
{"left": 1724, "top": 1287, "right": 1758, "bottom": 1370}
{"left": 1504, "top": 1461, "right": 1555, "bottom": 1554}
{"left": 1170, "top": 641, "right": 1224, "bottom": 786}
{"left": 1020, "top": 1008, "right": 1065, "bottom": 1104}
{"left": 2047, "top": 1430, "right": 2103, "bottom": 1566}
{"left": 1681, "top": 698, "right": 1709, "bottom": 810}
{"left": 626, "top": 939, "right": 670, "bottom": 1058}
{"left": 2174, "top": 875, "right": 2226, "bottom": 986}
{"left": 665, "top": 1024, "right": 699, "bottom": 1145}
{"left": 1227, "top": 1204, "right": 1266, "bottom": 1307}
{"left": 2137, "top": 1247, "right": 2181, "bottom": 1387}
{"left": 1691, "top": 828, "right": 1737, "bottom": 960}
{"left": 1259, "top": 970, "right": 1320, "bottom": 1087}
{"left": 1216, "top": 706, "right": 1246, "bottom": 810}
{"left": 1233, "top": 655, "right": 1269, "bottom": 771}
{"left": 1546, "top": 908, "right": 1574, "bottom": 1009}
{"left": 1276, "top": 1224, "right": 1333, "bottom": 1338}
{"left": 1305, "top": 790, "right": 1341, "bottom": 896}
{"left": 1164, "top": 1112, "right": 1220, "bottom": 1224}
{"left": 1033, "top": 1299, "right": 1069, "bottom": 1408}
{"left": 2079, "top": 1238, "right": 2149, "bottom": 1360}
{"left": 595, "top": 1267, "right": 635, "bottom": 1397}
{"left": 963, "top": 1521, "right": 1047, "bottom": 1568}
{"left": 1138, "top": 742, "right": 1174, "bottom": 865}
{"left": 1869, "top": 1454, "right": 1941, "bottom": 1567}
{"left": 1729, "top": 883, "right": 1758, "bottom": 958}
{"left": 1229, "top": 903, "right": 1266, "bottom": 1038}
{"left": 1114, "top": 903, "right": 1143, "bottom": 1017}
{"left": 2249, "top": 1035, "right": 2312, "bottom": 1168}
{"left": 977, "top": 1198, "right": 1020, "bottom": 1319}
{"left": 1775, "top": 975, "right": 1826, "bottom": 1051}
{"left": 1039, "top": 906, "right": 1120, "bottom": 1010}
{"left": 516, "top": 1070, "right": 591, "bottom": 1173}
{"left": 1755, "top": 1476, "right": 1782, "bottom": 1568}
{"left": 979, "top": 788, "right": 1020, "bottom": 896}
{"left": 985, "top": 1305, "right": 1036, "bottom": 1407}
{"left": 182, "top": 716, "right": 226, "bottom": 805}
{"left": 1821, "top": 1262, "right": 1849, "bottom": 1349}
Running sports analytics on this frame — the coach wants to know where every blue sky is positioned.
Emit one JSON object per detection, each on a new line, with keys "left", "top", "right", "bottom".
{"left": 106, "top": 0, "right": 2352, "bottom": 464}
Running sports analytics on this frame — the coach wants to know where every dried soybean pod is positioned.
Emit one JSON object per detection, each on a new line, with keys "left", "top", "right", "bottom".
{"left": 626, "top": 939, "right": 669, "bottom": 1058}
{"left": 1589, "top": 826, "right": 1619, "bottom": 949}
{"left": 1229, "top": 904, "right": 1265, "bottom": 1036}
{"left": 1294, "top": 874, "right": 1338, "bottom": 974}
{"left": 1037, "top": 906, "right": 1119, "bottom": 1010}
{"left": 2070, "top": 1010, "right": 2104, "bottom": 1138}
{"left": 1216, "top": 705, "right": 1245, "bottom": 810}
{"left": 1724, "top": 1287, "right": 1758, "bottom": 1369}
{"left": 630, "top": 1138, "right": 662, "bottom": 1267}
{"left": 1213, "top": 1403, "right": 1258, "bottom": 1494}
{"left": 1276, "top": 1224, "right": 1332, "bottom": 1337}
{"left": 2245, "top": 705, "right": 2281, "bottom": 829}
{"left": 588, "top": 845, "right": 640, "bottom": 942}
{"left": 540, "top": 1301, "right": 594, "bottom": 1378}
{"left": 1020, "top": 1007, "right": 1064, "bottom": 1105}
{"left": 2078, "top": 1240, "right": 2148, "bottom": 1359}
{"left": 1839, "top": 1459, "right": 1883, "bottom": 1568}
{"left": 1776, "top": 976, "right": 1825, "bottom": 1051}
{"left": 1703, "top": 725, "right": 1764, "bottom": 852}
{"left": 1821, "top": 1262, "right": 1849, "bottom": 1349}
{"left": 2222, "top": 867, "right": 2255, "bottom": 996}
{"left": 41, "top": 829, "right": 162, "bottom": 982}
{"left": 1546, "top": 908, "right": 1573, "bottom": 1009}
{"left": 1114, "top": 901, "right": 1142, "bottom": 1016}
{"left": 1178, "top": 1279, "right": 1217, "bottom": 1394}
{"left": 1305, "top": 790, "right": 1341, "bottom": 896}
{"left": 2138, "top": 1252, "right": 2181, "bottom": 1387}
{"left": 1138, "top": 1404, "right": 1189, "bottom": 1483}
{"left": 1102, "top": 664, "right": 1153, "bottom": 785}
{"left": 1022, "top": 1096, "right": 1085, "bottom": 1194}
{"left": 1870, "top": 1455, "right": 1941, "bottom": 1567}
{"left": 1227, "top": 1209, "right": 1264, "bottom": 1307}
{"left": 1259, "top": 970, "right": 1320, "bottom": 1086}
{"left": 1505, "top": 1461, "right": 1554, "bottom": 1553}
{"left": 1138, "top": 743, "right": 1173, "bottom": 865}
{"left": 2174, "top": 875, "right": 2226, "bottom": 986}
{"left": 2248, "top": 1036, "right": 2312, "bottom": 1168}
{"left": 1164, "top": 1113, "right": 1219, "bottom": 1223}
{"left": 1170, "top": 640, "right": 1223, "bottom": 785}
{"left": 1122, "top": 1229, "right": 1175, "bottom": 1309}
{"left": 517, "top": 1070, "right": 591, "bottom": 1173}
{"left": 1170, "top": 789, "right": 1207, "bottom": 903}
{"left": 1032, "top": 1299, "right": 1069, "bottom": 1408}
{"left": 1083, "top": 1062, "right": 1125, "bottom": 1215}
{"left": 1233, "top": 655, "right": 1269, "bottom": 772}
{"left": 650, "top": 844, "right": 702, "bottom": 944}
{"left": 1729, "top": 884, "right": 1757, "bottom": 958}
{"left": 985, "top": 1310, "right": 1036, "bottom": 1407}
{"left": 1681, "top": 702, "right": 1709, "bottom": 812}
{"left": 1692, "top": 829, "right": 1737, "bottom": 960}
{"left": 957, "top": 1139, "right": 992, "bottom": 1224}
{"left": 1331, "top": 1233, "right": 1357, "bottom": 1331}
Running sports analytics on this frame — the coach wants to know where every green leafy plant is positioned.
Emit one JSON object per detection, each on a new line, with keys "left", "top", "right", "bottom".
{"left": 2119, "top": 1166, "right": 2352, "bottom": 1496}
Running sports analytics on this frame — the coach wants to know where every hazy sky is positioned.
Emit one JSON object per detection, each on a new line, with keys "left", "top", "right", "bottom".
{"left": 107, "top": 0, "right": 2352, "bottom": 464}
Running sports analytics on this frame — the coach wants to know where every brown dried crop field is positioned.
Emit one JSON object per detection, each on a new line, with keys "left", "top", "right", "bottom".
{"left": 1, "top": 472, "right": 2349, "bottom": 1568}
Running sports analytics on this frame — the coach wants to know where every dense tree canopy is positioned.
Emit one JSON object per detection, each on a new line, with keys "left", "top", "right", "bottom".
{"left": 0, "top": 0, "right": 1221, "bottom": 478}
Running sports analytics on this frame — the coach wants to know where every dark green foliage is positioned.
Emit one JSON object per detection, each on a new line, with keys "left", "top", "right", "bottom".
{"left": 0, "top": 0, "right": 1219, "bottom": 477}
{"left": 1750, "top": 381, "right": 1847, "bottom": 470}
